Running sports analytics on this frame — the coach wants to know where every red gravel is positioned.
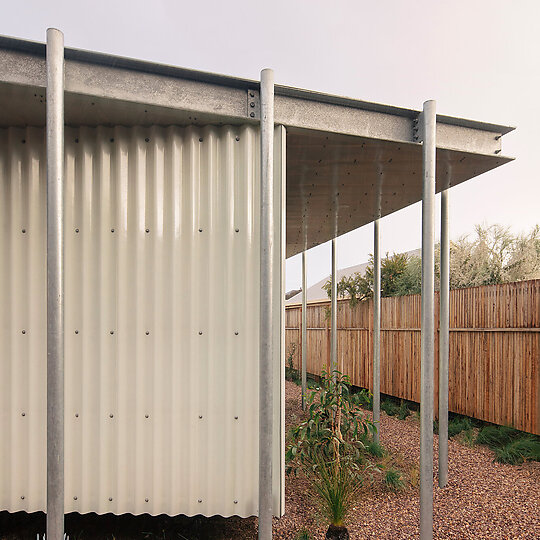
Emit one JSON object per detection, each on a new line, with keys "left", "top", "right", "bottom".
{"left": 271, "top": 380, "right": 540, "bottom": 540}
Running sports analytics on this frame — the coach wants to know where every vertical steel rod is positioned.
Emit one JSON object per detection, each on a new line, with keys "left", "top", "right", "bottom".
{"left": 301, "top": 251, "right": 307, "bottom": 410}
{"left": 331, "top": 238, "right": 337, "bottom": 378}
{"left": 438, "top": 189, "right": 449, "bottom": 488}
{"left": 46, "top": 27, "right": 65, "bottom": 540}
{"left": 373, "top": 219, "right": 381, "bottom": 443}
{"left": 420, "top": 100, "right": 436, "bottom": 540}
{"left": 258, "top": 68, "right": 274, "bottom": 540}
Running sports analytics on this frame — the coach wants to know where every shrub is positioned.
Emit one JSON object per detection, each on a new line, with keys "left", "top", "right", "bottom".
{"left": 476, "top": 425, "right": 521, "bottom": 448}
{"left": 366, "top": 440, "right": 385, "bottom": 458}
{"left": 355, "top": 388, "right": 373, "bottom": 411}
{"left": 384, "top": 468, "right": 405, "bottom": 491}
{"left": 296, "top": 528, "right": 313, "bottom": 540}
{"left": 397, "top": 400, "right": 411, "bottom": 420}
{"left": 286, "top": 370, "right": 375, "bottom": 531}
{"left": 494, "top": 437, "right": 540, "bottom": 465}
{"left": 381, "top": 398, "right": 399, "bottom": 417}
{"left": 448, "top": 416, "right": 473, "bottom": 438}
{"left": 285, "top": 343, "right": 300, "bottom": 384}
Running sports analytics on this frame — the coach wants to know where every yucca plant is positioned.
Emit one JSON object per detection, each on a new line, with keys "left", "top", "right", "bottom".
{"left": 286, "top": 369, "right": 375, "bottom": 539}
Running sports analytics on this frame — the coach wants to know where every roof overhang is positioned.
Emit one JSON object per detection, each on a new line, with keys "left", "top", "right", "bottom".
{"left": 0, "top": 35, "right": 514, "bottom": 258}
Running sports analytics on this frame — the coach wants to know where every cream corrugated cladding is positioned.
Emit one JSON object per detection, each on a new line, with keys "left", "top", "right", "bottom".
{"left": 0, "top": 124, "right": 285, "bottom": 518}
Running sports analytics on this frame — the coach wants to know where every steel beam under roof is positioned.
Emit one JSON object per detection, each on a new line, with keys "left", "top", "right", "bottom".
{"left": 0, "top": 35, "right": 514, "bottom": 258}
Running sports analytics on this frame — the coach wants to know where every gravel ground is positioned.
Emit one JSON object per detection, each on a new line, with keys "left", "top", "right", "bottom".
{"left": 275, "top": 380, "right": 540, "bottom": 540}
{"left": 1, "top": 380, "right": 538, "bottom": 539}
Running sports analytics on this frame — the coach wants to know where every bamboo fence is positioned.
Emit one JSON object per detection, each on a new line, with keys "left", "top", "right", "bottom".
{"left": 285, "top": 279, "right": 540, "bottom": 435}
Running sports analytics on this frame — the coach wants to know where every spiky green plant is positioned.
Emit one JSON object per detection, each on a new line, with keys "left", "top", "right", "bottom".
{"left": 384, "top": 468, "right": 405, "bottom": 491}
{"left": 448, "top": 416, "right": 473, "bottom": 438}
{"left": 381, "top": 398, "right": 399, "bottom": 417}
{"left": 397, "top": 400, "right": 411, "bottom": 420}
{"left": 295, "top": 528, "right": 313, "bottom": 540}
{"left": 494, "top": 437, "right": 540, "bottom": 464}
{"left": 366, "top": 440, "right": 385, "bottom": 458}
{"left": 476, "top": 425, "right": 520, "bottom": 448}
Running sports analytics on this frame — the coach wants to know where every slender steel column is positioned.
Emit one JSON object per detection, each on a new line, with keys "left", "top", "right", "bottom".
{"left": 46, "top": 28, "right": 65, "bottom": 540}
{"left": 331, "top": 238, "right": 337, "bottom": 378}
{"left": 420, "top": 100, "right": 436, "bottom": 540}
{"left": 301, "top": 251, "right": 307, "bottom": 410}
{"left": 439, "top": 189, "right": 449, "bottom": 488}
{"left": 373, "top": 219, "right": 381, "bottom": 443}
{"left": 258, "top": 68, "right": 274, "bottom": 540}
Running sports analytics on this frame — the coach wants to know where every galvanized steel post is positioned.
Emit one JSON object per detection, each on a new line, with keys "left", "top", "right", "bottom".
{"left": 439, "top": 189, "right": 449, "bottom": 488}
{"left": 258, "top": 68, "right": 274, "bottom": 540}
{"left": 301, "top": 251, "right": 307, "bottom": 410}
{"left": 331, "top": 238, "right": 337, "bottom": 379}
{"left": 46, "top": 27, "right": 65, "bottom": 540}
{"left": 420, "top": 100, "right": 436, "bottom": 540}
{"left": 373, "top": 219, "right": 381, "bottom": 443}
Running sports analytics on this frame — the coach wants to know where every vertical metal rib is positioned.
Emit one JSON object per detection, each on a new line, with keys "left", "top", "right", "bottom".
{"left": 46, "top": 27, "right": 65, "bottom": 540}
{"left": 439, "top": 189, "right": 449, "bottom": 488}
{"left": 331, "top": 238, "right": 337, "bottom": 378}
{"left": 301, "top": 251, "right": 307, "bottom": 410}
{"left": 420, "top": 100, "right": 436, "bottom": 540}
{"left": 373, "top": 219, "right": 381, "bottom": 443}
{"left": 258, "top": 68, "right": 274, "bottom": 540}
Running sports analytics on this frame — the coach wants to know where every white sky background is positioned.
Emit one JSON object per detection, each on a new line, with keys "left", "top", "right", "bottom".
{"left": 3, "top": 0, "right": 539, "bottom": 291}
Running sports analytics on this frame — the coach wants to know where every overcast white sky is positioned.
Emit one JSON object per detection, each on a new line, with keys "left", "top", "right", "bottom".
{"left": 3, "top": 1, "right": 539, "bottom": 291}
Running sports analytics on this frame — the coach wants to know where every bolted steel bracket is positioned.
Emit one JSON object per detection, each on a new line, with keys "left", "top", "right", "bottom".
{"left": 413, "top": 113, "right": 422, "bottom": 142}
{"left": 246, "top": 89, "right": 260, "bottom": 119}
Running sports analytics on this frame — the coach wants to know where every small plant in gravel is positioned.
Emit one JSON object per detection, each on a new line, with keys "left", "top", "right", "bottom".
{"left": 494, "top": 437, "right": 540, "bottom": 464}
{"left": 381, "top": 398, "right": 399, "bottom": 417}
{"left": 286, "top": 369, "right": 376, "bottom": 540}
{"left": 384, "top": 467, "right": 405, "bottom": 491}
{"left": 295, "top": 528, "right": 313, "bottom": 540}
{"left": 285, "top": 343, "right": 301, "bottom": 385}
{"left": 448, "top": 416, "right": 473, "bottom": 438}
{"left": 397, "top": 399, "right": 411, "bottom": 420}
{"left": 365, "top": 440, "right": 385, "bottom": 458}
{"left": 476, "top": 424, "right": 540, "bottom": 464}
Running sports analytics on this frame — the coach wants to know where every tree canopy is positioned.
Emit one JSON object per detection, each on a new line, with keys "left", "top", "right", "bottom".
{"left": 323, "top": 224, "right": 540, "bottom": 307}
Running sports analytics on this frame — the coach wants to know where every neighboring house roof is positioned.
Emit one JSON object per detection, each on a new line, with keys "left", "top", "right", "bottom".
{"left": 287, "top": 248, "right": 421, "bottom": 305}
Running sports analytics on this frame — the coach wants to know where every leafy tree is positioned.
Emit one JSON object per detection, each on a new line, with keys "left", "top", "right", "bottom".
{"left": 324, "top": 224, "right": 540, "bottom": 305}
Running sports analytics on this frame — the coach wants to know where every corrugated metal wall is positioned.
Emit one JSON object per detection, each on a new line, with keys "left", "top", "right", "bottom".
{"left": 0, "top": 124, "right": 285, "bottom": 518}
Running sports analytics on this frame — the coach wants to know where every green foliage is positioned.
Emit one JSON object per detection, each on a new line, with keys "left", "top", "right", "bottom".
{"left": 381, "top": 398, "right": 399, "bottom": 417}
{"left": 285, "top": 343, "right": 300, "bottom": 384}
{"left": 354, "top": 388, "right": 373, "bottom": 411}
{"left": 322, "top": 224, "right": 540, "bottom": 308}
{"left": 476, "top": 425, "right": 520, "bottom": 448}
{"left": 366, "top": 440, "right": 385, "bottom": 458}
{"left": 397, "top": 400, "right": 411, "bottom": 420}
{"left": 433, "top": 420, "right": 439, "bottom": 435}
{"left": 295, "top": 528, "right": 313, "bottom": 540}
{"left": 450, "top": 224, "right": 540, "bottom": 289}
{"left": 494, "top": 437, "right": 540, "bottom": 465}
{"left": 286, "top": 370, "right": 375, "bottom": 527}
{"left": 476, "top": 424, "right": 540, "bottom": 465}
{"left": 322, "top": 253, "right": 419, "bottom": 307}
{"left": 384, "top": 468, "right": 405, "bottom": 491}
{"left": 447, "top": 416, "right": 473, "bottom": 438}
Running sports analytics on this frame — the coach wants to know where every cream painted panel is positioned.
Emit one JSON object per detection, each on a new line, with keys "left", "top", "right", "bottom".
{"left": 0, "top": 124, "right": 284, "bottom": 518}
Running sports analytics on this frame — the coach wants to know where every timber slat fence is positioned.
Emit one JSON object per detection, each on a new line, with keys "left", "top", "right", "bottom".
{"left": 285, "top": 279, "right": 539, "bottom": 435}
